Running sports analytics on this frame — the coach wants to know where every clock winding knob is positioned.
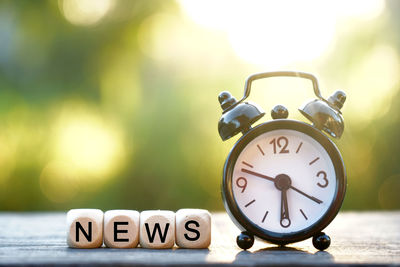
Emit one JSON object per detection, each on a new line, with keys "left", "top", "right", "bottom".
{"left": 271, "top": 105, "right": 289, "bottom": 119}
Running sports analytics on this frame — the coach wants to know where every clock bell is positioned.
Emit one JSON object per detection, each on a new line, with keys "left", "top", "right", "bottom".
{"left": 218, "top": 71, "right": 346, "bottom": 140}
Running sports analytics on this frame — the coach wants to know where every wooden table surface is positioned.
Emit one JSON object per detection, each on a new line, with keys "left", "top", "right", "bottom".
{"left": 0, "top": 211, "right": 399, "bottom": 266}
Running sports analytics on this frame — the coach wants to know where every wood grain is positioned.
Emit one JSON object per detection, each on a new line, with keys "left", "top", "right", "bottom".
{"left": 0, "top": 211, "right": 399, "bottom": 266}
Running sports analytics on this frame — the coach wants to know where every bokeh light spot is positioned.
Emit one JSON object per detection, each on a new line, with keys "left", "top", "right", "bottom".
{"left": 40, "top": 161, "right": 79, "bottom": 203}
{"left": 59, "top": 0, "right": 114, "bottom": 26}
{"left": 138, "top": 13, "right": 186, "bottom": 61}
{"left": 52, "top": 104, "right": 125, "bottom": 187}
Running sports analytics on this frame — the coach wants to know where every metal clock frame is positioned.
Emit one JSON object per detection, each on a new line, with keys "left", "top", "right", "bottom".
{"left": 222, "top": 119, "right": 346, "bottom": 245}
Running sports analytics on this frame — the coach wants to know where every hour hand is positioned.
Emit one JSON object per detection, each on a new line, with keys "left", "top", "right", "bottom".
{"left": 241, "top": 169, "right": 275, "bottom": 182}
{"left": 280, "top": 189, "right": 291, "bottom": 228}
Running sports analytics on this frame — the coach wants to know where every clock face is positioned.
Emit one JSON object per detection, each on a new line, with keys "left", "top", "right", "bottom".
{"left": 229, "top": 126, "right": 339, "bottom": 235}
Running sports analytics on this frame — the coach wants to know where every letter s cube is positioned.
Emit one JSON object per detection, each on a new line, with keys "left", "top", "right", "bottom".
{"left": 175, "top": 209, "right": 211, "bottom": 248}
{"left": 67, "top": 209, "right": 104, "bottom": 248}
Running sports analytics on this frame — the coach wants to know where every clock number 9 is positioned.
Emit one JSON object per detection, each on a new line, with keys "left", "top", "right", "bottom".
{"left": 270, "top": 136, "right": 289, "bottom": 154}
{"left": 316, "top": 171, "right": 328, "bottom": 188}
{"left": 236, "top": 177, "right": 248, "bottom": 193}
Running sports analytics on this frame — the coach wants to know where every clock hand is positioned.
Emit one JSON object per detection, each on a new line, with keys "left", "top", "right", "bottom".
{"left": 242, "top": 168, "right": 323, "bottom": 204}
{"left": 241, "top": 169, "right": 275, "bottom": 182}
{"left": 280, "top": 189, "right": 291, "bottom": 228}
{"left": 290, "top": 185, "right": 323, "bottom": 204}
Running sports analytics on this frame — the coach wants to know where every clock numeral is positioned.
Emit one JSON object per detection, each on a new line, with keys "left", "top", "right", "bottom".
{"left": 316, "top": 171, "right": 328, "bottom": 188}
{"left": 270, "top": 136, "right": 289, "bottom": 154}
{"left": 236, "top": 177, "right": 248, "bottom": 193}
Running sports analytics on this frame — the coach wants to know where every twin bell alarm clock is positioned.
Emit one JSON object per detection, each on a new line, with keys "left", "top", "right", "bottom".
{"left": 217, "top": 71, "right": 347, "bottom": 250}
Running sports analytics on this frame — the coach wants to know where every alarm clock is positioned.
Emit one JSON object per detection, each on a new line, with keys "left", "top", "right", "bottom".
{"left": 217, "top": 71, "right": 346, "bottom": 251}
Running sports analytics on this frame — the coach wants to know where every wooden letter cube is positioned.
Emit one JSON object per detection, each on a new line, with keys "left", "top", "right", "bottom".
{"left": 175, "top": 209, "right": 211, "bottom": 248}
{"left": 104, "top": 210, "right": 140, "bottom": 248}
{"left": 139, "top": 210, "right": 175, "bottom": 249}
{"left": 67, "top": 209, "right": 103, "bottom": 248}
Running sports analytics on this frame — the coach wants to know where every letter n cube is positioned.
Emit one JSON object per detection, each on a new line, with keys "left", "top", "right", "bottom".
{"left": 67, "top": 209, "right": 104, "bottom": 248}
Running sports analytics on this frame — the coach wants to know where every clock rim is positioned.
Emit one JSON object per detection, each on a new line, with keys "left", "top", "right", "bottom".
{"left": 222, "top": 119, "right": 346, "bottom": 245}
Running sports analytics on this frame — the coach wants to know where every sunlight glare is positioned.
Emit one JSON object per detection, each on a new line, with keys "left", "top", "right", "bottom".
{"left": 179, "top": 0, "right": 385, "bottom": 67}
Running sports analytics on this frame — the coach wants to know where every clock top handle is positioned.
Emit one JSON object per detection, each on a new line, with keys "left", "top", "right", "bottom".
{"left": 240, "top": 71, "right": 324, "bottom": 102}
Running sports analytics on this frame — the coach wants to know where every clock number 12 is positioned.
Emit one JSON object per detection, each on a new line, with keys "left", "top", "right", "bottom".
{"left": 270, "top": 136, "right": 289, "bottom": 154}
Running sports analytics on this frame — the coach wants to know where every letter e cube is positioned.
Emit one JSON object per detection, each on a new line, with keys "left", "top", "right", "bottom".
{"left": 104, "top": 210, "right": 140, "bottom": 248}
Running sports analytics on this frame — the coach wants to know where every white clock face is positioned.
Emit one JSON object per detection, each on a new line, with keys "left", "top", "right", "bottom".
{"left": 232, "top": 129, "right": 337, "bottom": 234}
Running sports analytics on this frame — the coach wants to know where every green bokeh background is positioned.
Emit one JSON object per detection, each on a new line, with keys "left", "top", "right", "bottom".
{"left": 0, "top": 0, "right": 399, "bottom": 211}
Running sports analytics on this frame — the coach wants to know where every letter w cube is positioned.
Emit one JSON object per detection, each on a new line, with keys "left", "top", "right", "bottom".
{"left": 139, "top": 210, "right": 175, "bottom": 249}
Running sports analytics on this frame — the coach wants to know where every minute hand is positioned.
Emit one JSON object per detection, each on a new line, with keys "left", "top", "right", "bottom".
{"left": 241, "top": 168, "right": 323, "bottom": 204}
{"left": 289, "top": 185, "right": 323, "bottom": 204}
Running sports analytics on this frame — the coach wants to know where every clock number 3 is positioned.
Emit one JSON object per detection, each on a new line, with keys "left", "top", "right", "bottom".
{"left": 270, "top": 136, "right": 289, "bottom": 154}
{"left": 236, "top": 177, "right": 248, "bottom": 193}
{"left": 316, "top": 171, "right": 329, "bottom": 188}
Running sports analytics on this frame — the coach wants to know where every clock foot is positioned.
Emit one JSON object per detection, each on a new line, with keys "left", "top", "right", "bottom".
{"left": 236, "top": 231, "right": 254, "bottom": 250}
{"left": 312, "top": 232, "right": 331, "bottom": 251}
